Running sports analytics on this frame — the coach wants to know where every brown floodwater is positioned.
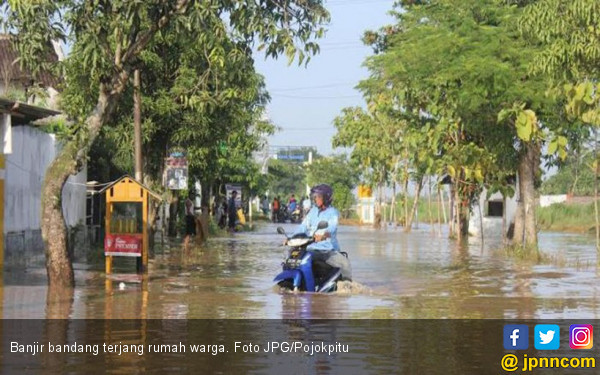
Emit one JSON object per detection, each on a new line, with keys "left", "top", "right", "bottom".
{"left": 2, "top": 223, "right": 600, "bottom": 319}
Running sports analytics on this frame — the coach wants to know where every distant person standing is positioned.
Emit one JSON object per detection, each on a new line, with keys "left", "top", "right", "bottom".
{"left": 272, "top": 197, "right": 280, "bottom": 222}
{"left": 228, "top": 191, "right": 238, "bottom": 232}
{"left": 183, "top": 194, "right": 196, "bottom": 248}
{"left": 218, "top": 200, "right": 227, "bottom": 229}
{"left": 288, "top": 194, "right": 297, "bottom": 212}
{"left": 261, "top": 195, "right": 270, "bottom": 216}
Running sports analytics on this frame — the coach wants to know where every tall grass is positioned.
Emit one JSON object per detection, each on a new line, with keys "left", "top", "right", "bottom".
{"left": 536, "top": 203, "right": 596, "bottom": 233}
{"left": 380, "top": 196, "right": 450, "bottom": 225}
{"left": 376, "top": 196, "right": 595, "bottom": 234}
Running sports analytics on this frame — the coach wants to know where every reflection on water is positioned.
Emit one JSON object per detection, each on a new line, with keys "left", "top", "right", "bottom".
{"left": 2, "top": 223, "right": 600, "bottom": 319}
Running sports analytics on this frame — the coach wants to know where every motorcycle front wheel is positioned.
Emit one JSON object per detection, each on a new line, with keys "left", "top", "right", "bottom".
{"left": 277, "top": 280, "right": 294, "bottom": 290}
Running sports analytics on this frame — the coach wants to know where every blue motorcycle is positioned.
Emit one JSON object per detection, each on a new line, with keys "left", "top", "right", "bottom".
{"left": 273, "top": 221, "right": 346, "bottom": 293}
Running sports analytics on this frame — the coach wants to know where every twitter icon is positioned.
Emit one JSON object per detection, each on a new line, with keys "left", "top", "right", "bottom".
{"left": 535, "top": 325, "right": 560, "bottom": 350}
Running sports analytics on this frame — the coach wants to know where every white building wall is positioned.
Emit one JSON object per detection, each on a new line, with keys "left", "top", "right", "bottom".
{"left": 469, "top": 190, "right": 518, "bottom": 238}
{"left": 4, "top": 125, "right": 86, "bottom": 233}
{"left": 540, "top": 194, "right": 568, "bottom": 207}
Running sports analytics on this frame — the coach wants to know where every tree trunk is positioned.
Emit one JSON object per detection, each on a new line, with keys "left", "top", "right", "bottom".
{"left": 458, "top": 188, "right": 469, "bottom": 239}
{"left": 512, "top": 141, "right": 540, "bottom": 249}
{"left": 502, "top": 195, "right": 507, "bottom": 246}
{"left": 404, "top": 177, "right": 423, "bottom": 232}
{"left": 147, "top": 200, "right": 159, "bottom": 255}
{"left": 168, "top": 191, "right": 180, "bottom": 237}
{"left": 478, "top": 199, "right": 484, "bottom": 247}
{"left": 403, "top": 169, "right": 409, "bottom": 227}
{"left": 440, "top": 184, "right": 447, "bottom": 224}
{"left": 428, "top": 177, "right": 433, "bottom": 232}
{"left": 454, "top": 182, "right": 461, "bottom": 241}
{"left": 390, "top": 183, "right": 396, "bottom": 225}
{"left": 595, "top": 129, "right": 599, "bottom": 252}
{"left": 41, "top": 145, "right": 77, "bottom": 288}
{"left": 449, "top": 183, "right": 455, "bottom": 236}
{"left": 437, "top": 185, "right": 442, "bottom": 235}
{"left": 42, "top": 82, "right": 125, "bottom": 287}
{"left": 512, "top": 189, "right": 525, "bottom": 245}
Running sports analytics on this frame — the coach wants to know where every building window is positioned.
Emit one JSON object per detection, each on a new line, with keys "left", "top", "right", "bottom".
{"left": 487, "top": 201, "right": 503, "bottom": 217}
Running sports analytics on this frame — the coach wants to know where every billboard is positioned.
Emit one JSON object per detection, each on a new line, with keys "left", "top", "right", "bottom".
{"left": 165, "top": 153, "right": 188, "bottom": 190}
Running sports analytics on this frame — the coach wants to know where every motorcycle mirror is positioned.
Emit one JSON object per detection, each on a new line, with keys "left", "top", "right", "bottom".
{"left": 276, "top": 227, "right": 286, "bottom": 235}
{"left": 317, "top": 221, "right": 328, "bottom": 230}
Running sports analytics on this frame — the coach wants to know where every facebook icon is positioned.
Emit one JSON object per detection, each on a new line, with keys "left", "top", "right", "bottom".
{"left": 504, "top": 325, "right": 529, "bottom": 350}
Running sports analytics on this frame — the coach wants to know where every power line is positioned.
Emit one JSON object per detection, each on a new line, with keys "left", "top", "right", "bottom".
{"left": 319, "top": 41, "right": 364, "bottom": 47}
{"left": 278, "top": 127, "right": 335, "bottom": 131}
{"left": 269, "top": 82, "right": 356, "bottom": 92}
{"left": 326, "top": 0, "right": 394, "bottom": 6}
{"left": 274, "top": 93, "right": 362, "bottom": 99}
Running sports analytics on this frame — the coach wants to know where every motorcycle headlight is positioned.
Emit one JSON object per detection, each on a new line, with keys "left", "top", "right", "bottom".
{"left": 287, "top": 238, "right": 310, "bottom": 247}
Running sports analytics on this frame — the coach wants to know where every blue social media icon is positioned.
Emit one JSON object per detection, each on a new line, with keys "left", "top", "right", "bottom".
{"left": 504, "top": 325, "right": 529, "bottom": 350}
{"left": 534, "top": 325, "right": 560, "bottom": 350}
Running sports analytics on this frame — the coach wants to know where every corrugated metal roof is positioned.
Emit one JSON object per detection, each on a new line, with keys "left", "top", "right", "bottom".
{"left": 0, "top": 97, "right": 61, "bottom": 125}
{"left": 0, "top": 35, "right": 59, "bottom": 88}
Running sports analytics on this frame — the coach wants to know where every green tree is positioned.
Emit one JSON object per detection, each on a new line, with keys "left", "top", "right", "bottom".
{"left": 306, "top": 154, "right": 360, "bottom": 217}
{"left": 337, "top": 0, "right": 555, "bottom": 246}
{"left": 519, "top": 0, "right": 600, "bottom": 249}
{"left": 266, "top": 159, "right": 307, "bottom": 200}
{"left": 541, "top": 152, "right": 596, "bottom": 196}
{"left": 2, "top": 0, "right": 329, "bottom": 287}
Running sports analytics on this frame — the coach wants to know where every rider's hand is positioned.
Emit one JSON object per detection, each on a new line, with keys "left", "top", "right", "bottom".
{"left": 283, "top": 239, "right": 288, "bottom": 246}
{"left": 314, "top": 232, "right": 330, "bottom": 242}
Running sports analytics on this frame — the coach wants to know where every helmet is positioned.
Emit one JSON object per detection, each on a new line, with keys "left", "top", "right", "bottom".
{"left": 310, "top": 184, "right": 333, "bottom": 207}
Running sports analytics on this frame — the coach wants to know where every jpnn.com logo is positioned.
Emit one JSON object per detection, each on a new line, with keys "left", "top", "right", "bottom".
{"left": 504, "top": 325, "right": 528, "bottom": 350}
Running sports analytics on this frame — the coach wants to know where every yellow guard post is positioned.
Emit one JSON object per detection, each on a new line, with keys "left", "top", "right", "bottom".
{"left": 101, "top": 176, "right": 161, "bottom": 274}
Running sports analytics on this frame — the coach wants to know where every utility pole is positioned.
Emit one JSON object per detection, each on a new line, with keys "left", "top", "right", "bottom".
{"left": 133, "top": 69, "right": 144, "bottom": 273}
{"left": 134, "top": 69, "right": 143, "bottom": 182}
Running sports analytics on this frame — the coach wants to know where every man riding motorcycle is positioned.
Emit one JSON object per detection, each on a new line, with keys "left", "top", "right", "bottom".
{"left": 287, "top": 184, "right": 352, "bottom": 281}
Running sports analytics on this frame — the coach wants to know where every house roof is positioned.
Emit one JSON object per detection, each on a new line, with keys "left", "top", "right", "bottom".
{"left": 0, "top": 35, "right": 59, "bottom": 89}
{"left": 98, "top": 175, "right": 163, "bottom": 201}
{"left": 0, "top": 97, "right": 61, "bottom": 125}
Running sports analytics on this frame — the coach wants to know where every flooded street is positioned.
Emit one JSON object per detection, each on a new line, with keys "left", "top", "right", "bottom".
{"left": 2, "top": 223, "right": 600, "bottom": 319}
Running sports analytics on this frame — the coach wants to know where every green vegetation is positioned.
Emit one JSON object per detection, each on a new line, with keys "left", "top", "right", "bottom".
{"left": 265, "top": 159, "right": 307, "bottom": 200}
{"left": 2, "top": 0, "right": 329, "bottom": 286}
{"left": 537, "top": 203, "right": 596, "bottom": 233}
{"left": 541, "top": 153, "right": 595, "bottom": 196}
{"left": 332, "top": 0, "right": 600, "bottom": 255}
{"left": 261, "top": 154, "right": 360, "bottom": 218}
{"left": 378, "top": 196, "right": 450, "bottom": 226}
{"left": 306, "top": 154, "right": 360, "bottom": 218}
{"left": 334, "top": 0, "right": 554, "bottom": 247}
{"left": 519, "top": 0, "right": 600, "bottom": 248}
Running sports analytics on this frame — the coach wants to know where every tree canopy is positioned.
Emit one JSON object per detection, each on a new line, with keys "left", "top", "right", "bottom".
{"left": 0, "top": 0, "right": 330, "bottom": 287}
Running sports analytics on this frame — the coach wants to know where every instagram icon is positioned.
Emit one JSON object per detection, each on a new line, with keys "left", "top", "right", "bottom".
{"left": 570, "top": 325, "right": 593, "bottom": 349}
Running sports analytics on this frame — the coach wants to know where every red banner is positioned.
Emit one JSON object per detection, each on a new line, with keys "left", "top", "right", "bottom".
{"left": 104, "top": 234, "right": 142, "bottom": 257}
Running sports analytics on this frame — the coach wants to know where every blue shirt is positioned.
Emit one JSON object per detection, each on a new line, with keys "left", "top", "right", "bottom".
{"left": 292, "top": 206, "right": 340, "bottom": 251}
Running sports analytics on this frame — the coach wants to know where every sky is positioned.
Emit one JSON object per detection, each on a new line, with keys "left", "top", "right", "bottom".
{"left": 253, "top": 0, "right": 397, "bottom": 156}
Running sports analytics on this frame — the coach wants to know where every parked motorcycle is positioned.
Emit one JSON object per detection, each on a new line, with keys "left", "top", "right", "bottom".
{"left": 277, "top": 204, "right": 290, "bottom": 223}
{"left": 273, "top": 221, "right": 348, "bottom": 292}
{"left": 290, "top": 206, "right": 303, "bottom": 223}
